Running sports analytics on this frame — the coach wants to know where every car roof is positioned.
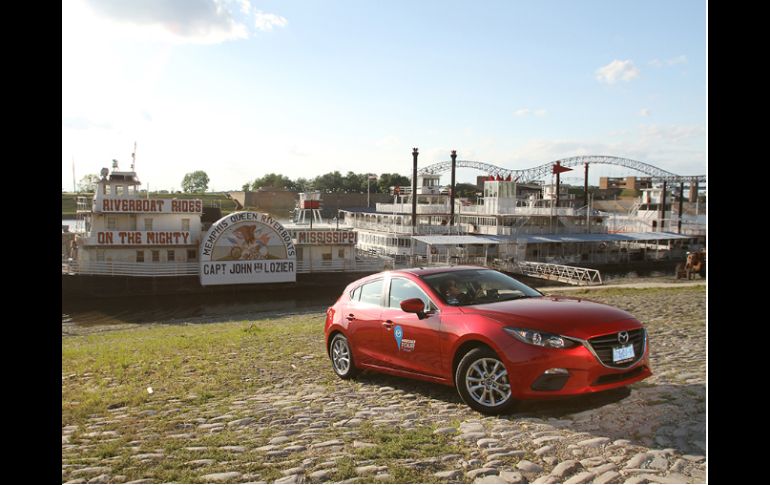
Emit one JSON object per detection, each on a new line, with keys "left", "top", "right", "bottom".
{"left": 392, "top": 265, "right": 489, "bottom": 277}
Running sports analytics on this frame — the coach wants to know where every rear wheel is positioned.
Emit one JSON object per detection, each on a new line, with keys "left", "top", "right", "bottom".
{"left": 329, "top": 333, "right": 358, "bottom": 379}
{"left": 455, "top": 347, "right": 515, "bottom": 415}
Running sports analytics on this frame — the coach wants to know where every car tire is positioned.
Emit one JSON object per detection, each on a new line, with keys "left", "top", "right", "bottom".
{"left": 329, "top": 333, "right": 358, "bottom": 379}
{"left": 455, "top": 347, "right": 516, "bottom": 415}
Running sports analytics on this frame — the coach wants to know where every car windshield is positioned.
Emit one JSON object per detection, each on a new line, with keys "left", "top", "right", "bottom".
{"left": 421, "top": 269, "right": 543, "bottom": 306}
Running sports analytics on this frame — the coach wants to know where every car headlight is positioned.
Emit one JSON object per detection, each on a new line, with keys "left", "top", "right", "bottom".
{"left": 504, "top": 327, "right": 579, "bottom": 349}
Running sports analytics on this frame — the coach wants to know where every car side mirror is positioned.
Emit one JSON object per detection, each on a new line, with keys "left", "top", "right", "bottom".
{"left": 400, "top": 298, "right": 427, "bottom": 320}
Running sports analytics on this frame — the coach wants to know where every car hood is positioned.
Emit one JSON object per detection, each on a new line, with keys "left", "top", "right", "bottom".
{"left": 459, "top": 295, "right": 641, "bottom": 339}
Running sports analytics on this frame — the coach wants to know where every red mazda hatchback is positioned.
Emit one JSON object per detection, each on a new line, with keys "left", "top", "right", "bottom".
{"left": 324, "top": 266, "right": 651, "bottom": 414}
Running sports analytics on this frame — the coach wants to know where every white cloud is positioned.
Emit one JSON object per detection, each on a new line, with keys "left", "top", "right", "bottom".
{"left": 254, "top": 10, "right": 288, "bottom": 31}
{"left": 501, "top": 124, "right": 706, "bottom": 176}
{"left": 595, "top": 60, "right": 640, "bottom": 84}
{"left": 514, "top": 108, "right": 547, "bottom": 117}
{"left": 639, "top": 108, "right": 651, "bottom": 117}
{"left": 649, "top": 59, "right": 664, "bottom": 68}
{"left": 667, "top": 55, "right": 688, "bottom": 66}
{"left": 639, "top": 124, "right": 706, "bottom": 142}
{"left": 78, "top": 0, "right": 286, "bottom": 44}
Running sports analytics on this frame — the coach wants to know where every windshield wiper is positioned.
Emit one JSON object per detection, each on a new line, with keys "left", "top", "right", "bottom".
{"left": 497, "top": 295, "right": 537, "bottom": 302}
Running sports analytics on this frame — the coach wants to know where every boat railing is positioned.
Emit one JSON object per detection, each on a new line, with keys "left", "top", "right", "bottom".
{"left": 62, "top": 259, "right": 200, "bottom": 277}
{"left": 296, "top": 257, "right": 388, "bottom": 273}
{"left": 62, "top": 257, "right": 388, "bottom": 276}
{"left": 375, "top": 203, "right": 450, "bottom": 214}
{"left": 515, "top": 261, "right": 603, "bottom": 286}
{"left": 349, "top": 221, "right": 461, "bottom": 235}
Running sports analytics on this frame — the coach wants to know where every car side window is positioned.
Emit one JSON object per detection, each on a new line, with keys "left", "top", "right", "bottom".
{"left": 389, "top": 278, "right": 432, "bottom": 310}
{"left": 349, "top": 285, "right": 362, "bottom": 301}
{"left": 359, "top": 279, "right": 383, "bottom": 306}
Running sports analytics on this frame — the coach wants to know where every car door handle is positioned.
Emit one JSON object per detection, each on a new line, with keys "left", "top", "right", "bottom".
{"left": 346, "top": 314, "right": 355, "bottom": 321}
{"left": 382, "top": 320, "right": 393, "bottom": 330}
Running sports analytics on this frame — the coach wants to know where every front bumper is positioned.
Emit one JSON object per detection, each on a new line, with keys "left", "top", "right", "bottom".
{"left": 499, "top": 338, "right": 652, "bottom": 400}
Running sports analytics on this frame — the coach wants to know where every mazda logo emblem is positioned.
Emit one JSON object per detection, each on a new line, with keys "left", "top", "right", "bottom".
{"left": 618, "top": 331, "right": 629, "bottom": 345}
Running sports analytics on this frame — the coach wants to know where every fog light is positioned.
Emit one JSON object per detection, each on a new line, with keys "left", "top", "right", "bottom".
{"left": 544, "top": 368, "right": 569, "bottom": 375}
{"left": 532, "top": 370, "right": 570, "bottom": 391}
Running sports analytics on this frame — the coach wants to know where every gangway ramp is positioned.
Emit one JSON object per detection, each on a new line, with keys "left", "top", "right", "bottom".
{"left": 517, "top": 261, "right": 603, "bottom": 286}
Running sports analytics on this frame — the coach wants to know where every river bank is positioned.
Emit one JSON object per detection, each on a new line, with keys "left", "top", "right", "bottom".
{"left": 62, "top": 285, "right": 707, "bottom": 483}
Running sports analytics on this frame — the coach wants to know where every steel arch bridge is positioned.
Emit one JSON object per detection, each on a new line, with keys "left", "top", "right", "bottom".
{"left": 417, "top": 155, "right": 706, "bottom": 183}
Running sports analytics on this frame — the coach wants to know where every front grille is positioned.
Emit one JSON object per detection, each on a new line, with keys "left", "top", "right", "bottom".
{"left": 587, "top": 328, "right": 646, "bottom": 368}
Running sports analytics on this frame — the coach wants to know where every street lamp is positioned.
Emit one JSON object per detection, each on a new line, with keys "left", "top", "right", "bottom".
{"left": 367, "top": 174, "right": 378, "bottom": 208}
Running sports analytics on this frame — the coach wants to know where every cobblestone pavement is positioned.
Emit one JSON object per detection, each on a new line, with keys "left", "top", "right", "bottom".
{"left": 62, "top": 287, "right": 706, "bottom": 484}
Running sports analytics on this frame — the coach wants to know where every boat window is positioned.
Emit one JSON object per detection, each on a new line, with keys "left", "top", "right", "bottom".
{"left": 338, "top": 248, "right": 345, "bottom": 258}
{"left": 187, "top": 249, "right": 196, "bottom": 260}
{"left": 136, "top": 251, "right": 144, "bottom": 263}
{"left": 182, "top": 218, "right": 190, "bottom": 231}
{"left": 116, "top": 186, "right": 124, "bottom": 196}
{"left": 168, "top": 250, "right": 175, "bottom": 262}
{"left": 96, "top": 249, "right": 105, "bottom": 262}
{"left": 359, "top": 279, "right": 384, "bottom": 306}
{"left": 152, "top": 250, "right": 160, "bottom": 262}
{"left": 107, "top": 216, "right": 117, "bottom": 230}
{"left": 144, "top": 218, "right": 153, "bottom": 231}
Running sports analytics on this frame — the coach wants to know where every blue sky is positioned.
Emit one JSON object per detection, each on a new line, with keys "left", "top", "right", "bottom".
{"left": 62, "top": 0, "right": 707, "bottom": 191}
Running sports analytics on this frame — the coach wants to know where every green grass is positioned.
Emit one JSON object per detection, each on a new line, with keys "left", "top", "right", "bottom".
{"left": 354, "top": 423, "right": 462, "bottom": 460}
{"left": 62, "top": 315, "right": 328, "bottom": 425}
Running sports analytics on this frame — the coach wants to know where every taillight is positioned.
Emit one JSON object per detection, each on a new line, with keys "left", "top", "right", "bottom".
{"left": 326, "top": 307, "right": 335, "bottom": 322}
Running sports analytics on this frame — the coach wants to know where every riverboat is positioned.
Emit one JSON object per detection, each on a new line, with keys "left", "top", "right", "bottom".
{"left": 62, "top": 160, "right": 388, "bottom": 298}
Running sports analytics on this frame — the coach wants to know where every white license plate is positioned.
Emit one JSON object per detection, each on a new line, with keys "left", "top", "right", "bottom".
{"left": 612, "top": 344, "right": 635, "bottom": 363}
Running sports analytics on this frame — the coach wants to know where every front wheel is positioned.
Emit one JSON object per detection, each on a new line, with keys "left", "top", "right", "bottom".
{"left": 329, "top": 334, "right": 358, "bottom": 379}
{"left": 455, "top": 347, "right": 516, "bottom": 415}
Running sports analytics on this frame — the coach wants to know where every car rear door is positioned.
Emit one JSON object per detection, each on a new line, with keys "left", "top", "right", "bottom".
{"left": 380, "top": 276, "right": 444, "bottom": 377}
{"left": 345, "top": 278, "right": 387, "bottom": 366}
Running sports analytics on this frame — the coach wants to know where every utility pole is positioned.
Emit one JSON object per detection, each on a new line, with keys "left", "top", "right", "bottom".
{"left": 678, "top": 182, "right": 684, "bottom": 234}
{"left": 411, "top": 148, "right": 418, "bottom": 232}
{"left": 450, "top": 150, "right": 457, "bottom": 226}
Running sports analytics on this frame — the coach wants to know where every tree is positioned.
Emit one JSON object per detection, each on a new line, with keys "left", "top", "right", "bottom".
{"left": 250, "top": 173, "right": 295, "bottom": 190}
{"left": 454, "top": 183, "right": 481, "bottom": 198}
{"left": 313, "top": 171, "right": 345, "bottom": 193}
{"left": 377, "top": 173, "right": 410, "bottom": 194}
{"left": 181, "top": 171, "right": 210, "bottom": 193}
{"left": 77, "top": 174, "right": 100, "bottom": 193}
{"left": 295, "top": 177, "right": 311, "bottom": 193}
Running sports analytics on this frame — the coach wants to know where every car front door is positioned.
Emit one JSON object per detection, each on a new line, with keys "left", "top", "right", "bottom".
{"left": 380, "top": 276, "right": 443, "bottom": 378}
{"left": 345, "top": 278, "right": 387, "bottom": 366}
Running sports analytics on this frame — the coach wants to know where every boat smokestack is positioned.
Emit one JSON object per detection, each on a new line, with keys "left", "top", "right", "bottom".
{"left": 412, "top": 148, "right": 418, "bottom": 231}
{"left": 450, "top": 150, "right": 457, "bottom": 226}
